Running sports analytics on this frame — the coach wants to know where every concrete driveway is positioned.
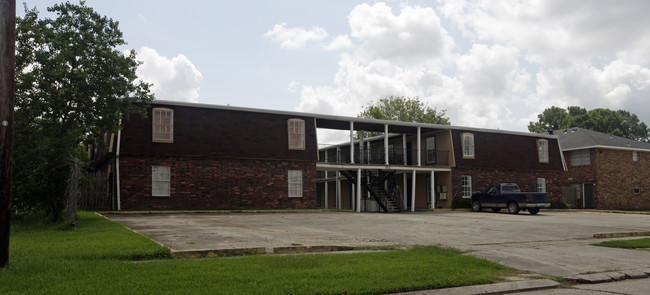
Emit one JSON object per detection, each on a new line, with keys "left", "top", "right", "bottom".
{"left": 106, "top": 211, "right": 650, "bottom": 277}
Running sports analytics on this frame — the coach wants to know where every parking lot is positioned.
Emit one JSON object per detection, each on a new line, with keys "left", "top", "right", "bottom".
{"left": 106, "top": 210, "right": 650, "bottom": 277}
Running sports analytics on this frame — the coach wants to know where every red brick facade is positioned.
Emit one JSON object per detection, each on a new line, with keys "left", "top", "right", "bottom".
{"left": 563, "top": 148, "right": 650, "bottom": 210}
{"left": 119, "top": 155, "right": 317, "bottom": 210}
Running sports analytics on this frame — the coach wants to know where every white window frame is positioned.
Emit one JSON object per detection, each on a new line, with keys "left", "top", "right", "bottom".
{"left": 288, "top": 170, "right": 303, "bottom": 198}
{"left": 633, "top": 151, "right": 639, "bottom": 162}
{"left": 152, "top": 165, "right": 171, "bottom": 197}
{"left": 537, "top": 178, "right": 546, "bottom": 193}
{"left": 570, "top": 149, "right": 590, "bottom": 166}
{"left": 288, "top": 119, "right": 305, "bottom": 150}
{"left": 461, "top": 133, "right": 474, "bottom": 159}
{"left": 461, "top": 175, "right": 472, "bottom": 198}
{"left": 152, "top": 108, "right": 174, "bottom": 143}
{"left": 537, "top": 139, "right": 549, "bottom": 163}
{"left": 634, "top": 183, "right": 641, "bottom": 194}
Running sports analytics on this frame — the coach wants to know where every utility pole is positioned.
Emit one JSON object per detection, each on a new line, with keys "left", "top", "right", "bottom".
{"left": 0, "top": 0, "right": 16, "bottom": 268}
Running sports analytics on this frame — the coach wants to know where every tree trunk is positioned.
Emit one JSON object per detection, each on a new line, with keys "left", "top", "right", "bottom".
{"left": 0, "top": 0, "right": 16, "bottom": 268}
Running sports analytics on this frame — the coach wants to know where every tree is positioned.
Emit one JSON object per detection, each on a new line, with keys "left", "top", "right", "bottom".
{"left": 528, "top": 106, "right": 650, "bottom": 142}
{"left": 13, "top": 1, "right": 154, "bottom": 219}
{"left": 359, "top": 96, "right": 450, "bottom": 124}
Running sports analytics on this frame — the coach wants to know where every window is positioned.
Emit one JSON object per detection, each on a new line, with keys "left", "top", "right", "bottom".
{"left": 152, "top": 165, "right": 170, "bottom": 196}
{"left": 634, "top": 183, "right": 641, "bottom": 194}
{"left": 570, "top": 149, "right": 590, "bottom": 166}
{"left": 537, "top": 178, "right": 546, "bottom": 193}
{"left": 288, "top": 119, "right": 305, "bottom": 150}
{"left": 461, "top": 133, "right": 474, "bottom": 159}
{"left": 537, "top": 139, "right": 549, "bottom": 163}
{"left": 152, "top": 108, "right": 174, "bottom": 143}
{"left": 633, "top": 151, "right": 639, "bottom": 162}
{"left": 426, "top": 136, "right": 436, "bottom": 164}
{"left": 461, "top": 175, "right": 472, "bottom": 198}
{"left": 288, "top": 170, "right": 303, "bottom": 198}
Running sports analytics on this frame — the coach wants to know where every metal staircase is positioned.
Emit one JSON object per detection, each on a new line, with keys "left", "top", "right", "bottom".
{"left": 339, "top": 170, "right": 401, "bottom": 213}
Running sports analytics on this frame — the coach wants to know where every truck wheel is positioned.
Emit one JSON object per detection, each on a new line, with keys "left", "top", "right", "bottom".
{"left": 491, "top": 208, "right": 501, "bottom": 213}
{"left": 528, "top": 208, "right": 540, "bottom": 215}
{"left": 507, "top": 202, "right": 520, "bottom": 214}
{"left": 471, "top": 201, "right": 482, "bottom": 212}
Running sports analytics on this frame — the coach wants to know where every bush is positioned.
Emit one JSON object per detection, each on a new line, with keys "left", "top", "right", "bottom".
{"left": 549, "top": 201, "right": 570, "bottom": 209}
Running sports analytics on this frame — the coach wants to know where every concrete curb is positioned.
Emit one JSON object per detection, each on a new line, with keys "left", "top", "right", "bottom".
{"left": 593, "top": 231, "right": 650, "bottom": 238}
{"left": 564, "top": 269, "right": 650, "bottom": 284}
{"left": 392, "top": 279, "right": 560, "bottom": 295}
{"left": 172, "top": 245, "right": 358, "bottom": 258}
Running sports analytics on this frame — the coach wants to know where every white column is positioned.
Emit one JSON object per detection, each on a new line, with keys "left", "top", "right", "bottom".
{"left": 367, "top": 141, "right": 371, "bottom": 164}
{"left": 384, "top": 124, "right": 389, "bottom": 165}
{"left": 349, "top": 121, "right": 355, "bottom": 164}
{"left": 356, "top": 169, "right": 362, "bottom": 213}
{"left": 411, "top": 170, "right": 416, "bottom": 212}
{"left": 430, "top": 171, "right": 436, "bottom": 209}
{"left": 351, "top": 183, "right": 355, "bottom": 210}
{"left": 402, "top": 134, "right": 407, "bottom": 165}
{"left": 417, "top": 127, "right": 422, "bottom": 166}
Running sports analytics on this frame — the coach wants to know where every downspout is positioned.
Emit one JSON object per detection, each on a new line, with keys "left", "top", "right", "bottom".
{"left": 115, "top": 125, "right": 122, "bottom": 211}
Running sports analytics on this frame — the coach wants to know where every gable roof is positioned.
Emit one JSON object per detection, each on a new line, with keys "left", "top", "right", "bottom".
{"left": 554, "top": 127, "right": 650, "bottom": 151}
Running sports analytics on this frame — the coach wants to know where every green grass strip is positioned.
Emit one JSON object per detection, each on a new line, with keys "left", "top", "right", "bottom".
{"left": 594, "top": 238, "right": 650, "bottom": 249}
{"left": 1, "top": 212, "right": 515, "bottom": 295}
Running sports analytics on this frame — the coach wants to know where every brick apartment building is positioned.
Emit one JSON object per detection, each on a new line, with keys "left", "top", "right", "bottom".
{"left": 93, "top": 100, "right": 566, "bottom": 211}
{"left": 557, "top": 128, "right": 650, "bottom": 210}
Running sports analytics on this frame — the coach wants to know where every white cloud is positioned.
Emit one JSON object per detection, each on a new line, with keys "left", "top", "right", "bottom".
{"left": 323, "top": 35, "right": 353, "bottom": 51}
{"left": 287, "top": 80, "right": 300, "bottom": 93}
{"left": 287, "top": 1, "right": 650, "bottom": 138}
{"left": 264, "top": 23, "right": 328, "bottom": 50}
{"left": 135, "top": 46, "right": 203, "bottom": 102}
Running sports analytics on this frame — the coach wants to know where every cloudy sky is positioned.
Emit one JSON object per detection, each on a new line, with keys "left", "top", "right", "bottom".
{"left": 21, "top": 0, "right": 650, "bottom": 144}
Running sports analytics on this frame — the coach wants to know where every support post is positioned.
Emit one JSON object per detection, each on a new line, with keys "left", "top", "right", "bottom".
{"left": 411, "top": 170, "right": 416, "bottom": 212}
{"left": 356, "top": 169, "right": 361, "bottom": 213}
{"left": 417, "top": 127, "right": 421, "bottom": 166}
{"left": 0, "top": 0, "right": 16, "bottom": 268}
{"left": 336, "top": 172, "right": 341, "bottom": 209}
{"left": 403, "top": 173, "right": 407, "bottom": 209}
{"left": 384, "top": 124, "right": 389, "bottom": 165}
{"left": 324, "top": 153, "right": 328, "bottom": 209}
{"left": 349, "top": 121, "right": 354, "bottom": 164}
{"left": 359, "top": 131, "right": 364, "bottom": 164}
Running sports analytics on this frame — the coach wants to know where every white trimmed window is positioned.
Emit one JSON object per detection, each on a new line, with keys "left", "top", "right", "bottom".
{"left": 288, "top": 119, "right": 305, "bottom": 150}
{"left": 152, "top": 108, "right": 174, "bottom": 143}
{"left": 461, "top": 175, "right": 472, "bottom": 198}
{"left": 537, "top": 178, "right": 546, "bottom": 193}
{"left": 288, "top": 170, "right": 303, "bottom": 198}
{"left": 461, "top": 133, "right": 475, "bottom": 159}
{"left": 570, "top": 149, "right": 590, "bottom": 166}
{"left": 537, "top": 139, "right": 549, "bottom": 163}
{"left": 633, "top": 151, "right": 639, "bottom": 162}
{"left": 634, "top": 183, "right": 641, "bottom": 194}
{"left": 152, "top": 165, "right": 171, "bottom": 197}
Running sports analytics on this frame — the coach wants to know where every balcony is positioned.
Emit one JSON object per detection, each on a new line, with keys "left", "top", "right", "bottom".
{"left": 319, "top": 148, "right": 450, "bottom": 166}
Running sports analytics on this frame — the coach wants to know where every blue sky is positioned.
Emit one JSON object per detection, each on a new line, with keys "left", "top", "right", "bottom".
{"left": 19, "top": 1, "right": 650, "bottom": 144}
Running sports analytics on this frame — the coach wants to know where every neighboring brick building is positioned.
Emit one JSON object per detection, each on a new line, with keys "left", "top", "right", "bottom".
{"left": 556, "top": 128, "right": 650, "bottom": 210}
{"left": 96, "top": 100, "right": 565, "bottom": 212}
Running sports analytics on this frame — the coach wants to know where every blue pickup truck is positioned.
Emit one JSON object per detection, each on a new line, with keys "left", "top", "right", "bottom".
{"left": 471, "top": 183, "right": 550, "bottom": 215}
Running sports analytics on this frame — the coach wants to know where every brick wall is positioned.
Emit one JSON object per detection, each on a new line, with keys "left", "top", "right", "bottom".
{"left": 594, "top": 149, "right": 650, "bottom": 210}
{"left": 452, "top": 167, "right": 564, "bottom": 203}
{"left": 118, "top": 155, "right": 317, "bottom": 210}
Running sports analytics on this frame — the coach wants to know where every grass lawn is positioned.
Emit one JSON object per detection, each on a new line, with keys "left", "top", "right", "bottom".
{"left": 594, "top": 238, "right": 650, "bottom": 249}
{"left": 1, "top": 212, "right": 515, "bottom": 294}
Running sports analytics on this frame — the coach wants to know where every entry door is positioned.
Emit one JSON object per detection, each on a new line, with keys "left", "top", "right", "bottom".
{"left": 583, "top": 183, "right": 594, "bottom": 209}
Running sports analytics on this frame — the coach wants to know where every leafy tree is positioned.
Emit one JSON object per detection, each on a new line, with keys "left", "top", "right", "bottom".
{"left": 359, "top": 96, "right": 450, "bottom": 124}
{"left": 528, "top": 106, "right": 649, "bottom": 142}
{"left": 13, "top": 2, "right": 154, "bottom": 219}
{"left": 358, "top": 96, "right": 450, "bottom": 137}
